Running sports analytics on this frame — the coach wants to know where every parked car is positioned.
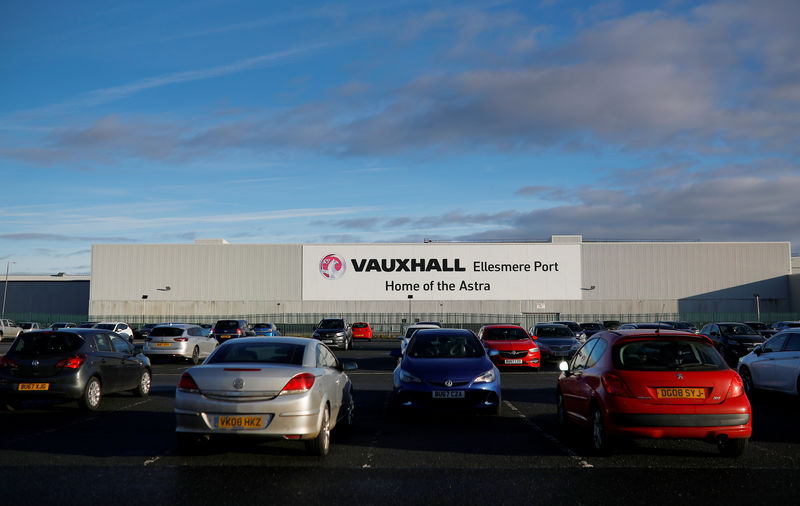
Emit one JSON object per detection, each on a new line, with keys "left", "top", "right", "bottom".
{"left": 0, "top": 328, "right": 152, "bottom": 410}
{"left": 77, "top": 322, "right": 99, "bottom": 328}
{"left": 659, "top": 321, "right": 698, "bottom": 333}
{"left": 143, "top": 324, "right": 218, "bottom": 364}
{"left": 135, "top": 323, "right": 159, "bottom": 340}
{"left": 210, "top": 319, "right": 254, "bottom": 343}
{"left": 552, "top": 321, "right": 586, "bottom": 341}
{"left": 738, "top": 330, "right": 800, "bottom": 397}
{"left": 398, "top": 323, "right": 441, "bottom": 355}
{"left": 557, "top": 330, "right": 751, "bottom": 456}
{"left": 698, "top": 322, "right": 764, "bottom": 365}
{"left": 477, "top": 324, "right": 540, "bottom": 369}
{"left": 618, "top": 322, "right": 675, "bottom": 330}
{"left": 579, "top": 322, "right": 605, "bottom": 338}
{"left": 174, "top": 336, "right": 356, "bottom": 456}
{"left": 772, "top": 321, "right": 800, "bottom": 332}
{"left": 312, "top": 318, "right": 353, "bottom": 350}
{"left": 0, "top": 319, "right": 23, "bottom": 342}
{"left": 389, "top": 328, "right": 501, "bottom": 414}
{"left": 742, "top": 321, "right": 777, "bottom": 339}
{"left": 530, "top": 323, "right": 582, "bottom": 361}
{"left": 94, "top": 322, "right": 134, "bottom": 342}
{"left": 252, "top": 323, "right": 280, "bottom": 337}
{"left": 19, "top": 322, "right": 42, "bottom": 331}
{"left": 50, "top": 322, "right": 77, "bottom": 330}
{"left": 352, "top": 322, "right": 373, "bottom": 341}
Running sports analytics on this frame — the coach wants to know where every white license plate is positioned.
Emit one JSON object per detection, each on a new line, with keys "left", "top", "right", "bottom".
{"left": 323, "top": 340, "right": 333, "bottom": 344}
{"left": 554, "top": 351, "right": 570, "bottom": 356}
{"left": 504, "top": 359, "right": 523, "bottom": 364}
{"left": 433, "top": 390, "right": 465, "bottom": 399}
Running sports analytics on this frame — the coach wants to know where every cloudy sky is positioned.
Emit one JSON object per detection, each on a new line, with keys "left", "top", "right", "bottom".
{"left": 1, "top": 0, "right": 799, "bottom": 275}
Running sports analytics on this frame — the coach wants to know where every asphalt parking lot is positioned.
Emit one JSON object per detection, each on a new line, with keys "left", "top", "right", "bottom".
{"left": 1, "top": 339, "right": 800, "bottom": 505}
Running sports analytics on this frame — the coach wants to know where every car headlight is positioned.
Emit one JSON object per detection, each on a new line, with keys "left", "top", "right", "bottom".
{"left": 399, "top": 369, "right": 422, "bottom": 383}
{"left": 474, "top": 369, "right": 496, "bottom": 384}
{"left": 528, "top": 347, "right": 538, "bottom": 353}
{"left": 334, "top": 332, "right": 345, "bottom": 337}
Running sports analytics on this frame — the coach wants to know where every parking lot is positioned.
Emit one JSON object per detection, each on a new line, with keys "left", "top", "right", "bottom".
{"left": 1, "top": 338, "right": 800, "bottom": 505}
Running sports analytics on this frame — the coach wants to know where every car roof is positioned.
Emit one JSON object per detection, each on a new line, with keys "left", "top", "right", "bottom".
{"left": 154, "top": 323, "right": 198, "bottom": 328}
{"left": 407, "top": 324, "right": 440, "bottom": 330}
{"left": 591, "top": 329, "right": 712, "bottom": 344}
{"left": 217, "top": 336, "right": 313, "bottom": 346}
{"left": 482, "top": 324, "right": 523, "bottom": 328}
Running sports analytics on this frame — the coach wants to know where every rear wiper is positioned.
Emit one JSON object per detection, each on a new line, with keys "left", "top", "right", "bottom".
{"left": 674, "top": 363, "right": 713, "bottom": 370}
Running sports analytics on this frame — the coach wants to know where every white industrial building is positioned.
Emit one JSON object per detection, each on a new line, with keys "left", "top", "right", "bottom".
{"left": 89, "top": 236, "right": 798, "bottom": 323}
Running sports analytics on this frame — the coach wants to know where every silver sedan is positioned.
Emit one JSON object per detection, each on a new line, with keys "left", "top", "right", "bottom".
{"left": 174, "top": 336, "right": 356, "bottom": 456}
{"left": 143, "top": 324, "right": 217, "bottom": 364}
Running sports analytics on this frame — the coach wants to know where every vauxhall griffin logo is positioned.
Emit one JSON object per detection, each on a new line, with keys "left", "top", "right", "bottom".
{"left": 320, "top": 254, "right": 346, "bottom": 280}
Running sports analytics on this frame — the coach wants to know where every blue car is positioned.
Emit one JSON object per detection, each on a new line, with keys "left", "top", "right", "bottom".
{"left": 252, "top": 323, "right": 280, "bottom": 336}
{"left": 389, "top": 328, "right": 502, "bottom": 414}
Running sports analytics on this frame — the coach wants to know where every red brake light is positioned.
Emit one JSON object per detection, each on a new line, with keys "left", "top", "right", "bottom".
{"left": 56, "top": 354, "right": 85, "bottom": 369}
{"left": 727, "top": 374, "right": 745, "bottom": 398}
{"left": 279, "top": 373, "right": 315, "bottom": 395}
{"left": 178, "top": 372, "right": 200, "bottom": 392}
{"left": 0, "top": 356, "right": 19, "bottom": 368}
{"left": 237, "top": 328, "right": 242, "bottom": 336}
{"left": 602, "top": 372, "right": 633, "bottom": 398}
{"left": 173, "top": 337, "right": 188, "bottom": 342}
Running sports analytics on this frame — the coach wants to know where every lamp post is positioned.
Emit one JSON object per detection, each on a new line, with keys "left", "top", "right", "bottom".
{"left": 408, "top": 294, "right": 413, "bottom": 325}
{"left": 2, "top": 261, "right": 15, "bottom": 320}
{"left": 753, "top": 293, "right": 760, "bottom": 321}
{"left": 141, "top": 295, "right": 148, "bottom": 325}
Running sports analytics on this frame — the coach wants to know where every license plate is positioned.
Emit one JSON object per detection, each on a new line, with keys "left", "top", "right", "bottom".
{"left": 18, "top": 383, "right": 49, "bottom": 391}
{"left": 155, "top": 343, "right": 171, "bottom": 347}
{"left": 656, "top": 387, "right": 706, "bottom": 399}
{"left": 432, "top": 391, "right": 465, "bottom": 399}
{"left": 217, "top": 415, "right": 263, "bottom": 429}
{"left": 323, "top": 340, "right": 333, "bottom": 344}
{"left": 504, "top": 359, "right": 523, "bottom": 364}
{"left": 554, "top": 351, "right": 570, "bottom": 356}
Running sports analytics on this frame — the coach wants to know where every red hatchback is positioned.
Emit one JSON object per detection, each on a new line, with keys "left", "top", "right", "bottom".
{"left": 352, "top": 322, "right": 373, "bottom": 341}
{"left": 478, "top": 324, "right": 540, "bottom": 369}
{"left": 557, "top": 330, "right": 751, "bottom": 456}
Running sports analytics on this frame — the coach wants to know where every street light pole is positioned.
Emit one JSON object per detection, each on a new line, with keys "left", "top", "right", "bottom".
{"left": 408, "top": 294, "right": 413, "bottom": 325}
{"left": 753, "top": 293, "right": 760, "bottom": 321}
{"left": 2, "top": 261, "right": 15, "bottom": 320}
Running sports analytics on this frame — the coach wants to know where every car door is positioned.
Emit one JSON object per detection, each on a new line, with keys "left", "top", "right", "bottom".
{"left": 92, "top": 333, "right": 122, "bottom": 390}
{"left": 560, "top": 339, "right": 598, "bottom": 424}
{"left": 109, "top": 333, "right": 141, "bottom": 391}
{"left": 771, "top": 332, "right": 800, "bottom": 393}
{"left": 749, "top": 333, "right": 788, "bottom": 390}
{"left": 317, "top": 344, "right": 344, "bottom": 419}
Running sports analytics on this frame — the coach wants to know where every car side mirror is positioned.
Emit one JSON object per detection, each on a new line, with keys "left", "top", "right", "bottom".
{"left": 530, "top": 335, "right": 537, "bottom": 340}
{"left": 389, "top": 348, "right": 402, "bottom": 358}
{"left": 754, "top": 346, "right": 763, "bottom": 356}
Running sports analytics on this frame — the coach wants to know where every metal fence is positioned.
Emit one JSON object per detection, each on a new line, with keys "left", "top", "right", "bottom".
{"left": 6, "top": 310, "right": 799, "bottom": 337}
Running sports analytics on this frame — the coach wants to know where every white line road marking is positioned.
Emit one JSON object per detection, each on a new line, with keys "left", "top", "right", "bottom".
{"left": 503, "top": 399, "right": 593, "bottom": 468}
{"left": 144, "top": 456, "right": 161, "bottom": 466}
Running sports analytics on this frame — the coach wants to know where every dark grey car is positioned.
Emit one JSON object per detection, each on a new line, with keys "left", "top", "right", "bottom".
{"left": 312, "top": 318, "right": 353, "bottom": 350}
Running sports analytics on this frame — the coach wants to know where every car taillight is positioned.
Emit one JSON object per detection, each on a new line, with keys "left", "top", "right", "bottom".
{"left": 279, "top": 373, "right": 315, "bottom": 395}
{"left": 173, "top": 337, "right": 188, "bottom": 342}
{"left": 56, "top": 354, "right": 86, "bottom": 369}
{"left": 236, "top": 328, "right": 242, "bottom": 336}
{"left": 727, "top": 374, "right": 745, "bottom": 398}
{"left": 0, "top": 356, "right": 19, "bottom": 368}
{"left": 602, "top": 372, "right": 633, "bottom": 397}
{"left": 178, "top": 372, "right": 200, "bottom": 393}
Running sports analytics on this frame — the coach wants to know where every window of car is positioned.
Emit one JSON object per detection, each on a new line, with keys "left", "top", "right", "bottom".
{"left": 94, "top": 334, "right": 112, "bottom": 352}
{"left": 318, "top": 319, "right": 345, "bottom": 329}
{"left": 109, "top": 334, "right": 130, "bottom": 353}
{"left": 10, "top": 332, "right": 84, "bottom": 357}
{"left": 207, "top": 342, "right": 305, "bottom": 365}
{"left": 151, "top": 327, "right": 185, "bottom": 337}
{"left": 483, "top": 327, "right": 530, "bottom": 341}
{"left": 534, "top": 325, "right": 575, "bottom": 338}
{"left": 214, "top": 320, "right": 243, "bottom": 331}
{"left": 407, "top": 333, "right": 484, "bottom": 359}
{"left": 763, "top": 333, "right": 788, "bottom": 353}
{"left": 316, "top": 345, "right": 338, "bottom": 368}
{"left": 719, "top": 323, "right": 755, "bottom": 335}
{"left": 784, "top": 333, "right": 800, "bottom": 352}
{"left": 613, "top": 339, "right": 726, "bottom": 371}
{"left": 586, "top": 338, "right": 609, "bottom": 368}
{"left": 571, "top": 339, "right": 598, "bottom": 370}
{"left": 352, "top": 323, "right": 368, "bottom": 329}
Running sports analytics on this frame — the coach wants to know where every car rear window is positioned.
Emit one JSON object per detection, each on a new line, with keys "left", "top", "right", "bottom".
{"left": 207, "top": 342, "right": 305, "bottom": 365}
{"left": 214, "top": 320, "right": 241, "bottom": 331}
{"left": 10, "top": 332, "right": 84, "bottom": 357}
{"left": 352, "top": 323, "right": 368, "bottom": 328}
{"left": 95, "top": 324, "right": 115, "bottom": 331}
{"left": 613, "top": 339, "right": 726, "bottom": 371}
{"left": 407, "top": 333, "right": 484, "bottom": 358}
{"left": 150, "top": 327, "right": 185, "bottom": 337}
{"left": 483, "top": 327, "right": 529, "bottom": 341}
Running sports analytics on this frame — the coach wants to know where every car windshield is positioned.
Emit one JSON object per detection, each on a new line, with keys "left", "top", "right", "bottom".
{"left": 150, "top": 327, "right": 185, "bottom": 337}
{"left": 407, "top": 333, "right": 484, "bottom": 358}
{"left": 613, "top": 339, "right": 726, "bottom": 371}
{"left": 554, "top": 322, "right": 580, "bottom": 332}
{"left": 214, "top": 320, "right": 241, "bottom": 331}
{"left": 319, "top": 319, "right": 344, "bottom": 329}
{"left": 666, "top": 322, "right": 692, "bottom": 329}
{"left": 10, "top": 332, "right": 84, "bottom": 357}
{"left": 207, "top": 342, "right": 305, "bottom": 365}
{"left": 21, "top": 323, "right": 35, "bottom": 329}
{"left": 535, "top": 325, "right": 574, "bottom": 338}
{"left": 581, "top": 323, "right": 604, "bottom": 330}
{"left": 254, "top": 324, "right": 273, "bottom": 330}
{"left": 483, "top": 327, "right": 529, "bottom": 341}
{"left": 746, "top": 322, "right": 766, "bottom": 330}
{"left": 719, "top": 324, "right": 756, "bottom": 335}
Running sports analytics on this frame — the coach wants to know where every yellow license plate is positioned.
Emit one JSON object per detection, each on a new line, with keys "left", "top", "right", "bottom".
{"left": 217, "top": 415, "right": 263, "bottom": 429}
{"left": 19, "top": 383, "right": 49, "bottom": 391}
{"left": 155, "top": 343, "right": 171, "bottom": 347}
{"left": 657, "top": 387, "right": 705, "bottom": 399}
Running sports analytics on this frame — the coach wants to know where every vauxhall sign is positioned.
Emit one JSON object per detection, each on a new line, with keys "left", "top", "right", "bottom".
{"left": 303, "top": 244, "right": 581, "bottom": 301}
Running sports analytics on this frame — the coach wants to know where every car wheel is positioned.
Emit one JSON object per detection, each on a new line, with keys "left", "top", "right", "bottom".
{"left": 305, "top": 405, "right": 330, "bottom": 456}
{"left": 341, "top": 394, "right": 355, "bottom": 431}
{"left": 740, "top": 367, "right": 754, "bottom": 396}
{"left": 134, "top": 369, "right": 151, "bottom": 397}
{"left": 80, "top": 377, "right": 102, "bottom": 411}
{"left": 591, "top": 406, "right": 611, "bottom": 455}
{"left": 718, "top": 437, "right": 748, "bottom": 457}
{"left": 190, "top": 346, "right": 200, "bottom": 365}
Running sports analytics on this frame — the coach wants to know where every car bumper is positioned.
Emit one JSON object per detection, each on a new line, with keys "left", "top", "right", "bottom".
{"left": 314, "top": 335, "right": 348, "bottom": 348}
{"left": 490, "top": 355, "right": 540, "bottom": 368}
{"left": 0, "top": 371, "right": 87, "bottom": 401}
{"left": 143, "top": 342, "right": 191, "bottom": 358}
{"left": 391, "top": 380, "right": 501, "bottom": 412}
{"left": 174, "top": 389, "right": 327, "bottom": 439}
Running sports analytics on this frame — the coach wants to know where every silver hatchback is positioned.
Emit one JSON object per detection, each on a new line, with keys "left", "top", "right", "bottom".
{"left": 143, "top": 324, "right": 218, "bottom": 364}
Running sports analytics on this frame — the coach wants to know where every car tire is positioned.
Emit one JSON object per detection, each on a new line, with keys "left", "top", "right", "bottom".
{"left": 591, "top": 406, "right": 612, "bottom": 455}
{"left": 190, "top": 346, "right": 200, "bottom": 365}
{"left": 133, "top": 369, "right": 151, "bottom": 397}
{"left": 340, "top": 394, "right": 355, "bottom": 432}
{"left": 80, "top": 377, "right": 102, "bottom": 411}
{"left": 718, "top": 437, "right": 748, "bottom": 457}
{"left": 740, "top": 367, "right": 754, "bottom": 396}
{"left": 305, "top": 405, "right": 330, "bottom": 456}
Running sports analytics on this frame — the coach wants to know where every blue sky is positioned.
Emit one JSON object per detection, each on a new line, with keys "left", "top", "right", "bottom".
{"left": 1, "top": 0, "right": 799, "bottom": 275}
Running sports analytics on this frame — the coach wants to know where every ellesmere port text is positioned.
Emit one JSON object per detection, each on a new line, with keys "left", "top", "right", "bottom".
{"left": 473, "top": 261, "right": 559, "bottom": 272}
